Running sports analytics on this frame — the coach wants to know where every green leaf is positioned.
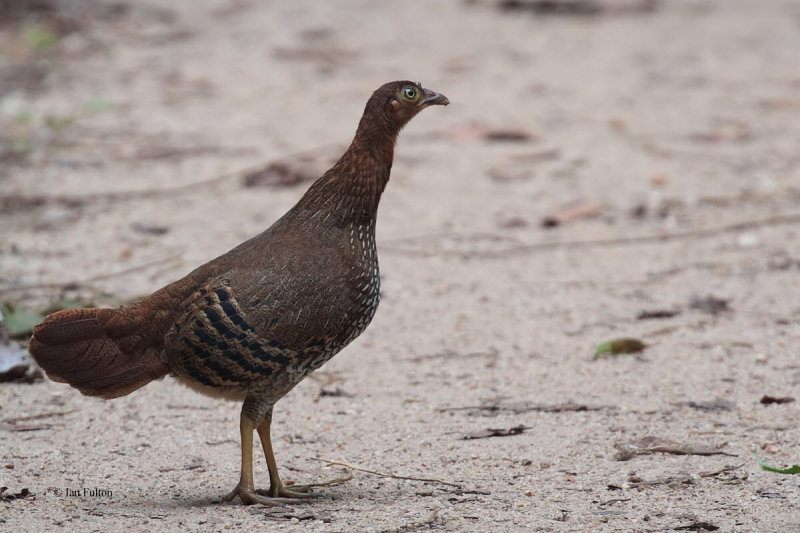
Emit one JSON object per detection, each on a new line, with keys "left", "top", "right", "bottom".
{"left": 594, "top": 337, "right": 647, "bottom": 357}
{"left": 0, "top": 302, "right": 44, "bottom": 338}
{"left": 756, "top": 455, "right": 800, "bottom": 474}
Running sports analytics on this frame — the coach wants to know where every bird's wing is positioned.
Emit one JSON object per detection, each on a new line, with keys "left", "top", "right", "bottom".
{"left": 161, "top": 279, "right": 296, "bottom": 389}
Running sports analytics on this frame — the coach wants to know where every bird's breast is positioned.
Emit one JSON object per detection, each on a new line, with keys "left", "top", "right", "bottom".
{"left": 275, "top": 223, "right": 380, "bottom": 378}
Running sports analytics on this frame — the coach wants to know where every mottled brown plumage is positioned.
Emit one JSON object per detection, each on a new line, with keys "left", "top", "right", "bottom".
{"left": 29, "top": 81, "right": 448, "bottom": 505}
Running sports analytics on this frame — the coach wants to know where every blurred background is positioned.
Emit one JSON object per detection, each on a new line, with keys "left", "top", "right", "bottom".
{"left": 1, "top": 0, "right": 799, "bottom": 531}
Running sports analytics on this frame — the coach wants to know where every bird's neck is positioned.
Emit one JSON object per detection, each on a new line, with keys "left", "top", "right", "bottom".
{"left": 292, "top": 126, "right": 397, "bottom": 229}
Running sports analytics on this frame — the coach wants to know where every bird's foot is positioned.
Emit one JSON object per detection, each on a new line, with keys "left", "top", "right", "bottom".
{"left": 255, "top": 482, "right": 317, "bottom": 499}
{"left": 222, "top": 482, "right": 300, "bottom": 506}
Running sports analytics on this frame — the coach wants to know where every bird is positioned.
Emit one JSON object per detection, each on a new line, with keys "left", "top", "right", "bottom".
{"left": 29, "top": 81, "right": 449, "bottom": 505}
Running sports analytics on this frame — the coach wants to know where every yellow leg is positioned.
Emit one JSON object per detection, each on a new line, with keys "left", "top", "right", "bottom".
{"left": 255, "top": 416, "right": 315, "bottom": 499}
{"left": 222, "top": 407, "right": 297, "bottom": 505}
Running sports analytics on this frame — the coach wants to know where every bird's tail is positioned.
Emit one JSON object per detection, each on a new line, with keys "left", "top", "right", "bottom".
{"left": 29, "top": 307, "right": 169, "bottom": 399}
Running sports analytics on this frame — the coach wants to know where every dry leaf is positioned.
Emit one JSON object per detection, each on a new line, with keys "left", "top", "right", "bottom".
{"left": 760, "top": 395, "right": 795, "bottom": 405}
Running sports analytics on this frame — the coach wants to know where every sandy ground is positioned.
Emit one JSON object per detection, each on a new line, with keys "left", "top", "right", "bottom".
{"left": 1, "top": 0, "right": 799, "bottom": 531}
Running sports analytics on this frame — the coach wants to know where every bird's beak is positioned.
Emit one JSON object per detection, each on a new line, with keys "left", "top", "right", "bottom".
{"left": 419, "top": 88, "right": 449, "bottom": 107}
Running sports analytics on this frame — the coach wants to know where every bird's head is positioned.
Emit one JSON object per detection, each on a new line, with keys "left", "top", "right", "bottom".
{"left": 360, "top": 80, "right": 449, "bottom": 138}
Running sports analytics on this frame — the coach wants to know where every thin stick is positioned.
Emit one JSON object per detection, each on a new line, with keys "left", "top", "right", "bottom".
{"left": 311, "top": 458, "right": 461, "bottom": 488}
{"left": 2, "top": 409, "right": 78, "bottom": 424}
{"left": 0, "top": 254, "right": 183, "bottom": 295}
{"left": 382, "top": 213, "right": 800, "bottom": 259}
{"left": 0, "top": 143, "right": 344, "bottom": 212}
{"left": 0, "top": 173, "right": 237, "bottom": 211}
{"left": 293, "top": 469, "right": 353, "bottom": 490}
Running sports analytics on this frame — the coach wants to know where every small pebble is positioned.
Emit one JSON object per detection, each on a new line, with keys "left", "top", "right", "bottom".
{"left": 738, "top": 232, "right": 760, "bottom": 247}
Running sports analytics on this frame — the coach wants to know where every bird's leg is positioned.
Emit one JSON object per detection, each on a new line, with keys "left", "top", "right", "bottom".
{"left": 255, "top": 415, "right": 315, "bottom": 498}
{"left": 222, "top": 406, "right": 296, "bottom": 505}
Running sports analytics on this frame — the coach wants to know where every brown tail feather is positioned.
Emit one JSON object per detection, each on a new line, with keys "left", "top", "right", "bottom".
{"left": 29, "top": 308, "right": 169, "bottom": 399}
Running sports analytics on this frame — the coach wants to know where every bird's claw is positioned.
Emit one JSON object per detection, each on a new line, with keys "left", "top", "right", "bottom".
{"left": 255, "top": 483, "right": 318, "bottom": 499}
{"left": 222, "top": 482, "right": 300, "bottom": 506}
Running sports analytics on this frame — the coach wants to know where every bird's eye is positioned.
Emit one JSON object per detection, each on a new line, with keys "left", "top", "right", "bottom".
{"left": 402, "top": 87, "right": 418, "bottom": 101}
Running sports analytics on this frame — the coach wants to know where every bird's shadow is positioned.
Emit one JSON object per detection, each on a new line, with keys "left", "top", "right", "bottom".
{"left": 151, "top": 487, "right": 341, "bottom": 510}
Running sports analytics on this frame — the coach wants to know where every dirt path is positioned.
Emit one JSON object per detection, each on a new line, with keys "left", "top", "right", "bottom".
{"left": 1, "top": 1, "right": 798, "bottom": 531}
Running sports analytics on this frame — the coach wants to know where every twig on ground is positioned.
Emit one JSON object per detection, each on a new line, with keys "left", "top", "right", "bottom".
{"left": 0, "top": 173, "right": 236, "bottom": 213}
{"left": 380, "top": 509, "right": 444, "bottom": 533}
{"left": 0, "top": 254, "right": 183, "bottom": 296}
{"left": 310, "top": 458, "right": 461, "bottom": 488}
{"left": 598, "top": 497, "right": 631, "bottom": 507}
{"left": 614, "top": 436, "right": 736, "bottom": 461}
{"left": 626, "top": 474, "right": 693, "bottom": 488}
{"left": 462, "top": 424, "right": 532, "bottom": 440}
{"left": 379, "top": 510, "right": 441, "bottom": 533}
{"left": 406, "top": 350, "right": 497, "bottom": 363}
{"left": 440, "top": 401, "right": 606, "bottom": 416}
{"left": 699, "top": 464, "right": 745, "bottom": 478}
{"left": 1, "top": 409, "right": 78, "bottom": 424}
{"left": 382, "top": 213, "right": 800, "bottom": 259}
{"left": 0, "top": 423, "right": 53, "bottom": 432}
{"left": 0, "top": 144, "right": 344, "bottom": 213}
{"left": 294, "top": 469, "right": 353, "bottom": 489}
